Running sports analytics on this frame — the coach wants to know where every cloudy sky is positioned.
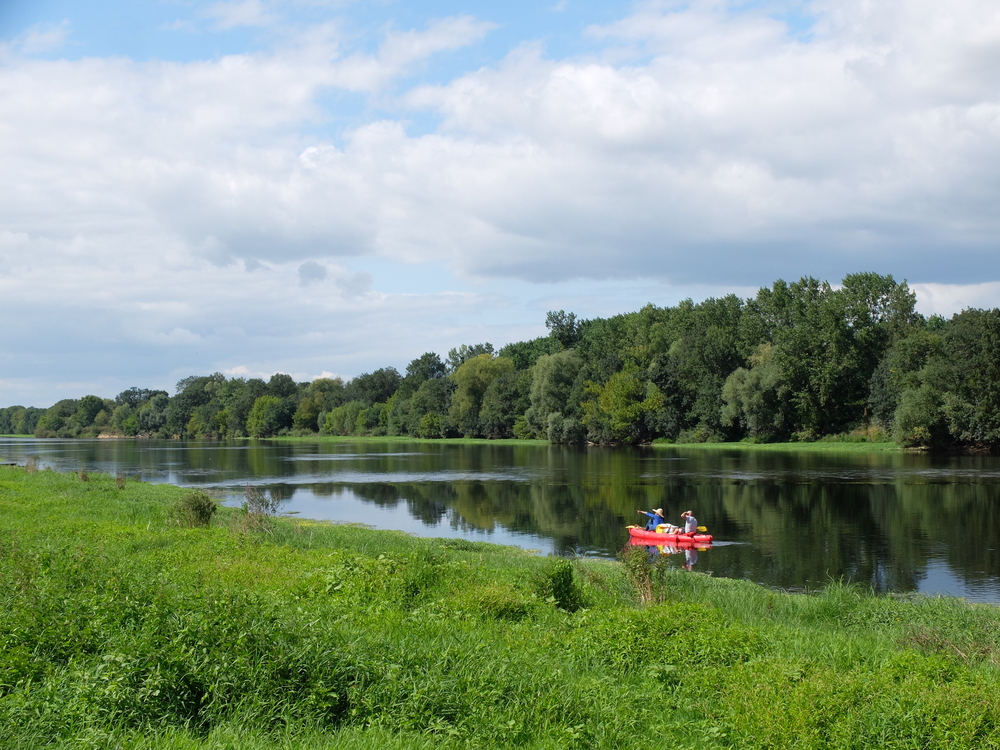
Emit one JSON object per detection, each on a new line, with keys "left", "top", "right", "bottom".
{"left": 2, "top": 0, "right": 999, "bottom": 407}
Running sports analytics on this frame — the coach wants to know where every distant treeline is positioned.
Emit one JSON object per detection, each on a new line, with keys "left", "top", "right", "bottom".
{"left": 4, "top": 273, "right": 999, "bottom": 449}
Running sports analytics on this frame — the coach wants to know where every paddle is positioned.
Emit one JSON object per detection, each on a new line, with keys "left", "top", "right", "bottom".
{"left": 697, "top": 526, "right": 707, "bottom": 532}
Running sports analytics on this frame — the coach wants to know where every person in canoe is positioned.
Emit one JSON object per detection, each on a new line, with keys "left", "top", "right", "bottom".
{"left": 680, "top": 510, "right": 698, "bottom": 535}
{"left": 636, "top": 507, "right": 666, "bottom": 531}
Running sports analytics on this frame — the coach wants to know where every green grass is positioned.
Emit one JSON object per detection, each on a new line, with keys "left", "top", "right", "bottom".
{"left": 2, "top": 466, "right": 1000, "bottom": 749}
{"left": 653, "top": 439, "right": 901, "bottom": 453}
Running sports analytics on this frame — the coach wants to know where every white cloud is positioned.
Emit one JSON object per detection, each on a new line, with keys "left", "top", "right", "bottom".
{"left": 154, "top": 328, "right": 205, "bottom": 345}
{"left": 2, "top": 1, "right": 1000, "bottom": 404}
{"left": 327, "top": 16, "right": 496, "bottom": 92}
{"left": 11, "top": 21, "right": 70, "bottom": 55}
{"left": 912, "top": 282, "right": 1000, "bottom": 317}
{"left": 203, "top": 0, "right": 277, "bottom": 29}
{"left": 298, "top": 260, "right": 328, "bottom": 285}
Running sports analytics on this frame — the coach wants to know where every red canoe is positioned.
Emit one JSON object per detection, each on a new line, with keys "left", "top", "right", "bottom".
{"left": 627, "top": 527, "right": 713, "bottom": 544}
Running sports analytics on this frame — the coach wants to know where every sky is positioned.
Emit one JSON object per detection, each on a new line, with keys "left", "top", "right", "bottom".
{"left": 1, "top": 0, "right": 999, "bottom": 407}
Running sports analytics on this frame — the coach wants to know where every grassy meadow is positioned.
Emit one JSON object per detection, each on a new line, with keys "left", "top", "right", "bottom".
{"left": 2, "top": 465, "right": 1000, "bottom": 749}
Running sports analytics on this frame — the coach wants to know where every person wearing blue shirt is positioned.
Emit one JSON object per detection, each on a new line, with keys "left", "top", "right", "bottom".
{"left": 636, "top": 507, "right": 666, "bottom": 531}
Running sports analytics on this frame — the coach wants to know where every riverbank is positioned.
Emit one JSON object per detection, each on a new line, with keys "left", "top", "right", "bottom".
{"left": 274, "top": 435, "right": 903, "bottom": 454}
{"left": 2, "top": 466, "right": 999, "bottom": 749}
{"left": 267, "top": 434, "right": 549, "bottom": 446}
{"left": 654, "top": 439, "right": 901, "bottom": 453}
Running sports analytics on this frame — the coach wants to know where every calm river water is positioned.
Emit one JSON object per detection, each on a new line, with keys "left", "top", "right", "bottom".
{"left": 3, "top": 437, "right": 1000, "bottom": 602}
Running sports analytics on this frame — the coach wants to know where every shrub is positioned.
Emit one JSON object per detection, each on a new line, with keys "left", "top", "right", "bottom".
{"left": 417, "top": 412, "right": 444, "bottom": 439}
{"left": 239, "top": 484, "right": 281, "bottom": 533}
{"left": 543, "top": 558, "right": 584, "bottom": 612}
{"left": 173, "top": 490, "right": 218, "bottom": 527}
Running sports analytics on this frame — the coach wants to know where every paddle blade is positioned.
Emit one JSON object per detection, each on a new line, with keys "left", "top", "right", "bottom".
{"left": 697, "top": 526, "right": 707, "bottom": 532}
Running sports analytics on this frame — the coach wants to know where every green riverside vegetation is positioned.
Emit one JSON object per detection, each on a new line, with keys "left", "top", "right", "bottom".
{"left": 5, "top": 271, "right": 1000, "bottom": 452}
{"left": 3, "top": 466, "right": 1000, "bottom": 749}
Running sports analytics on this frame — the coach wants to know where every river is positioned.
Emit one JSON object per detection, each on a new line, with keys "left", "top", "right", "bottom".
{"left": 3, "top": 437, "right": 999, "bottom": 602}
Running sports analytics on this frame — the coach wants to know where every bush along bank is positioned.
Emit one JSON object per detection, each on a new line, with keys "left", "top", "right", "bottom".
{"left": 3, "top": 466, "right": 1000, "bottom": 749}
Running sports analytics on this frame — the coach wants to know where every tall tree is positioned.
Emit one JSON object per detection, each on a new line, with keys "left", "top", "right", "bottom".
{"left": 449, "top": 354, "right": 514, "bottom": 437}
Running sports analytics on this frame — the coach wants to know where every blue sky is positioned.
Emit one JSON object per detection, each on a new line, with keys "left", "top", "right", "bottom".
{"left": 2, "top": 0, "right": 999, "bottom": 406}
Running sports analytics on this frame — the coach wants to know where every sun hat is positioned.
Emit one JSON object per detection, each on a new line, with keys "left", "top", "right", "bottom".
{"left": 653, "top": 508, "right": 664, "bottom": 515}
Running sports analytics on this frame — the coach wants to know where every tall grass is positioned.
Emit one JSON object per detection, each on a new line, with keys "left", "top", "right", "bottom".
{"left": 2, "top": 466, "right": 1000, "bottom": 749}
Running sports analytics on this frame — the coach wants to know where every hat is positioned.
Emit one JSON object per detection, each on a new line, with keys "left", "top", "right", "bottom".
{"left": 653, "top": 508, "right": 664, "bottom": 516}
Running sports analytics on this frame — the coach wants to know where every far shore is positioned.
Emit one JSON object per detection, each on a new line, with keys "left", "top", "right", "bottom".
{"left": 653, "top": 439, "right": 902, "bottom": 453}
{"left": 5, "top": 432, "right": 904, "bottom": 452}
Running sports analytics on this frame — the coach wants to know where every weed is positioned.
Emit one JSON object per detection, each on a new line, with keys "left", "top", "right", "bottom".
{"left": 239, "top": 484, "right": 281, "bottom": 533}
{"left": 173, "top": 490, "right": 218, "bottom": 527}
{"left": 543, "top": 558, "right": 584, "bottom": 612}
{"left": 24, "top": 455, "right": 38, "bottom": 474}
{"left": 115, "top": 471, "right": 126, "bottom": 489}
{"left": 78, "top": 468, "right": 89, "bottom": 482}
{"left": 619, "top": 544, "right": 671, "bottom": 604}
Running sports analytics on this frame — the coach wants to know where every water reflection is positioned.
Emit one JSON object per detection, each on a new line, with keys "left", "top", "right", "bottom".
{"left": 3, "top": 437, "right": 1000, "bottom": 601}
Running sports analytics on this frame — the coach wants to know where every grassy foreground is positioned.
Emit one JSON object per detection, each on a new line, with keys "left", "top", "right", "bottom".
{"left": 2, "top": 468, "right": 1000, "bottom": 749}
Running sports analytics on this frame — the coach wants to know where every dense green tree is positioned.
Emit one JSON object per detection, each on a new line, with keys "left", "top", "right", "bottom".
{"left": 545, "top": 310, "right": 581, "bottom": 348}
{"left": 479, "top": 370, "right": 532, "bottom": 439}
{"left": 449, "top": 354, "right": 514, "bottom": 437}
{"left": 292, "top": 378, "right": 344, "bottom": 433}
{"left": 136, "top": 394, "right": 170, "bottom": 435}
{"left": 72, "top": 395, "right": 105, "bottom": 429}
{"left": 399, "top": 353, "right": 446, "bottom": 398}
{"left": 0, "top": 406, "right": 42, "bottom": 435}
{"left": 644, "top": 354, "right": 691, "bottom": 440}
{"left": 246, "top": 395, "right": 290, "bottom": 438}
{"left": 938, "top": 308, "right": 1000, "bottom": 446}
{"left": 167, "top": 373, "right": 226, "bottom": 436}
{"left": 446, "top": 343, "right": 494, "bottom": 373}
{"left": 223, "top": 378, "right": 268, "bottom": 437}
{"left": 527, "top": 349, "right": 583, "bottom": 436}
{"left": 345, "top": 368, "right": 401, "bottom": 404}
{"left": 115, "top": 387, "right": 166, "bottom": 408}
{"left": 721, "top": 344, "right": 793, "bottom": 441}
{"left": 267, "top": 373, "right": 298, "bottom": 399}
{"left": 34, "top": 399, "right": 78, "bottom": 437}
{"left": 322, "top": 400, "right": 366, "bottom": 436}
{"left": 868, "top": 327, "right": 944, "bottom": 428}
{"left": 497, "top": 336, "right": 562, "bottom": 371}
{"left": 407, "top": 378, "right": 455, "bottom": 436}
{"left": 581, "top": 363, "right": 662, "bottom": 444}
{"left": 384, "top": 393, "right": 412, "bottom": 436}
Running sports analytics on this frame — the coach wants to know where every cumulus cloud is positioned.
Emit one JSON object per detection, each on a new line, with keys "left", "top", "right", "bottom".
{"left": 2, "top": 1, "right": 1000, "bottom": 404}
{"left": 327, "top": 15, "right": 497, "bottom": 92}
{"left": 5, "top": 2, "right": 999, "bottom": 289}
{"left": 912, "top": 282, "right": 1000, "bottom": 317}
{"left": 9, "top": 21, "right": 70, "bottom": 55}
{"left": 203, "top": 0, "right": 277, "bottom": 29}
{"left": 298, "top": 260, "right": 328, "bottom": 285}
